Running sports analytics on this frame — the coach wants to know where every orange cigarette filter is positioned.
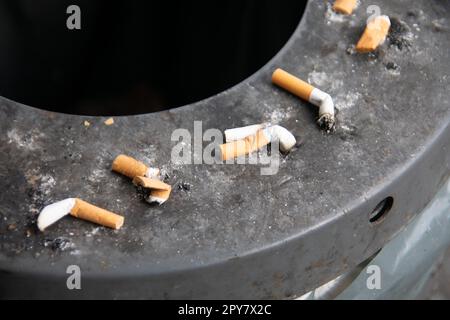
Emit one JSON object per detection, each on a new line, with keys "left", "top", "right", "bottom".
{"left": 70, "top": 198, "right": 124, "bottom": 230}
{"left": 333, "top": 0, "right": 357, "bottom": 15}
{"left": 356, "top": 16, "right": 391, "bottom": 53}
{"left": 219, "top": 129, "right": 270, "bottom": 161}
{"left": 272, "top": 68, "right": 314, "bottom": 102}
{"left": 112, "top": 154, "right": 148, "bottom": 179}
{"left": 133, "top": 176, "right": 171, "bottom": 191}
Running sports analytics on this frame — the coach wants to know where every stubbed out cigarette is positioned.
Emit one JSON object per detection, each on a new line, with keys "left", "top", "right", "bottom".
{"left": 112, "top": 154, "right": 160, "bottom": 179}
{"left": 333, "top": 0, "right": 357, "bottom": 15}
{"left": 37, "top": 198, "right": 124, "bottom": 231}
{"left": 272, "top": 68, "right": 335, "bottom": 131}
{"left": 133, "top": 176, "right": 172, "bottom": 204}
{"left": 356, "top": 15, "right": 391, "bottom": 53}
{"left": 219, "top": 125, "right": 296, "bottom": 160}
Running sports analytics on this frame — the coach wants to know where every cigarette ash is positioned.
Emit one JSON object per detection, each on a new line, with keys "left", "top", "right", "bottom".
{"left": 324, "top": 3, "right": 345, "bottom": 24}
{"left": 177, "top": 182, "right": 192, "bottom": 192}
{"left": 264, "top": 105, "right": 295, "bottom": 124}
{"left": 25, "top": 172, "right": 57, "bottom": 215}
{"left": 384, "top": 61, "right": 400, "bottom": 76}
{"left": 388, "top": 18, "right": 414, "bottom": 51}
{"left": 135, "top": 185, "right": 152, "bottom": 202}
{"left": 335, "top": 91, "right": 362, "bottom": 111}
{"left": 308, "top": 70, "right": 343, "bottom": 92}
{"left": 7, "top": 128, "right": 44, "bottom": 151}
{"left": 44, "top": 237, "right": 73, "bottom": 252}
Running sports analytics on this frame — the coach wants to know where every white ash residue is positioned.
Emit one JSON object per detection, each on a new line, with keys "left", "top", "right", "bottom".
{"left": 140, "top": 145, "right": 158, "bottom": 165}
{"left": 39, "top": 175, "right": 56, "bottom": 196}
{"left": 7, "top": 128, "right": 43, "bottom": 151}
{"left": 335, "top": 91, "right": 362, "bottom": 111}
{"left": 325, "top": 3, "right": 346, "bottom": 24}
{"left": 308, "top": 70, "right": 343, "bottom": 92}
{"left": 308, "top": 71, "right": 328, "bottom": 87}
{"left": 25, "top": 170, "right": 57, "bottom": 214}
{"left": 265, "top": 105, "right": 295, "bottom": 124}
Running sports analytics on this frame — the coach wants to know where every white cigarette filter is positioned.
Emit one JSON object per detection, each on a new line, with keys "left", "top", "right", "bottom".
{"left": 272, "top": 68, "right": 335, "bottom": 132}
{"left": 219, "top": 125, "right": 296, "bottom": 161}
{"left": 37, "top": 198, "right": 124, "bottom": 231}
{"left": 133, "top": 176, "right": 172, "bottom": 205}
{"left": 356, "top": 15, "right": 391, "bottom": 53}
{"left": 112, "top": 154, "right": 160, "bottom": 179}
{"left": 224, "top": 124, "right": 267, "bottom": 142}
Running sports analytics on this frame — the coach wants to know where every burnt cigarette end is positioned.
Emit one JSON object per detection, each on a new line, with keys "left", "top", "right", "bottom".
{"left": 133, "top": 176, "right": 172, "bottom": 205}
{"left": 272, "top": 68, "right": 335, "bottom": 132}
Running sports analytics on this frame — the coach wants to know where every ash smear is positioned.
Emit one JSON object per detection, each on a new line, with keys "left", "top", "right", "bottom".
{"left": 26, "top": 172, "right": 57, "bottom": 215}
{"left": 308, "top": 70, "right": 343, "bottom": 92}
{"left": 39, "top": 175, "right": 56, "bottom": 196}
{"left": 135, "top": 185, "right": 152, "bottom": 202}
{"left": 178, "top": 182, "right": 192, "bottom": 192}
{"left": 44, "top": 237, "right": 73, "bottom": 252}
{"left": 384, "top": 62, "right": 401, "bottom": 76}
{"left": 308, "top": 71, "right": 328, "bottom": 88}
{"left": 87, "top": 168, "right": 107, "bottom": 183}
{"left": 265, "top": 105, "right": 294, "bottom": 124}
{"left": 7, "top": 128, "right": 43, "bottom": 151}
{"left": 140, "top": 145, "right": 158, "bottom": 165}
{"left": 335, "top": 92, "right": 361, "bottom": 111}
{"left": 325, "top": 3, "right": 346, "bottom": 24}
{"left": 388, "top": 18, "right": 414, "bottom": 51}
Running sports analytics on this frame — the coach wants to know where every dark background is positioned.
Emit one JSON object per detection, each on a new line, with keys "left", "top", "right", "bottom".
{"left": 0, "top": 0, "right": 306, "bottom": 115}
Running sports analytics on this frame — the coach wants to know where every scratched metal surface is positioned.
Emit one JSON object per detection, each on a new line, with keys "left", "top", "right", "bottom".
{"left": 1, "top": 0, "right": 450, "bottom": 298}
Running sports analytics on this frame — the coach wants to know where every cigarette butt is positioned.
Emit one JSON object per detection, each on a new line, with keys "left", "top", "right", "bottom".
{"left": 37, "top": 198, "right": 124, "bottom": 231}
{"left": 133, "top": 176, "right": 172, "bottom": 204}
{"left": 333, "top": 0, "right": 357, "bottom": 15}
{"left": 112, "top": 154, "right": 148, "bottom": 179}
{"left": 84, "top": 120, "right": 90, "bottom": 127}
{"left": 70, "top": 198, "right": 124, "bottom": 230}
{"left": 104, "top": 117, "right": 114, "bottom": 125}
{"left": 133, "top": 176, "right": 171, "bottom": 190}
{"left": 356, "top": 16, "right": 391, "bottom": 53}
{"left": 219, "top": 129, "right": 270, "bottom": 161}
{"left": 272, "top": 68, "right": 314, "bottom": 102}
{"left": 272, "top": 68, "right": 335, "bottom": 131}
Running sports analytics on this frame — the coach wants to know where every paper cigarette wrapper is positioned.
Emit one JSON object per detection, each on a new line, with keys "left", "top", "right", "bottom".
{"left": 112, "top": 154, "right": 148, "bottom": 179}
{"left": 333, "top": 0, "right": 357, "bottom": 15}
{"left": 219, "top": 129, "right": 270, "bottom": 160}
{"left": 70, "top": 199, "right": 124, "bottom": 229}
{"left": 272, "top": 68, "right": 314, "bottom": 101}
{"left": 356, "top": 16, "right": 391, "bottom": 53}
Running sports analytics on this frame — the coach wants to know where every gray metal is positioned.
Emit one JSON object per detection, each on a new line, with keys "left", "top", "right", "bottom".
{"left": 299, "top": 176, "right": 450, "bottom": 300}
{"left": 1, "top": 0, "right": 450, "bottom": 299}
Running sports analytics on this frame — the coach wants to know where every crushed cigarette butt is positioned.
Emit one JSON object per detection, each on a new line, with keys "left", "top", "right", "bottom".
{"left": 333, "top": 0, "right": 357, "bottom": 15}
{"left": 37, "top": 198, "right": 124, "bottom": 231}
{"left": 356, "top": 15, "right": 391, "bottom": 53}
{"left": 219, "top": 124, "right": 296, "bottom": 161}
{"left": 84, "top": 120, "right": 91, "bottom": 127}
{"left": 104, "top": 117, "right": 114, "bottom": 126}
{"left": 112, "top": 154, "right": 160, "bottom": 179}
{"left": 133, "top": 176, "right": 172, "bottom": 205}
{"left": 272, "top": 68, "right": 335, "bottom": 132}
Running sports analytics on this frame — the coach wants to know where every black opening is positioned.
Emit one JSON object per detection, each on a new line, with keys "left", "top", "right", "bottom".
{"left": 0, "top": 0, "right": 307, "bottom": 116}
{"left": 369, "top": 197, "right": 394, "bottom": 224}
